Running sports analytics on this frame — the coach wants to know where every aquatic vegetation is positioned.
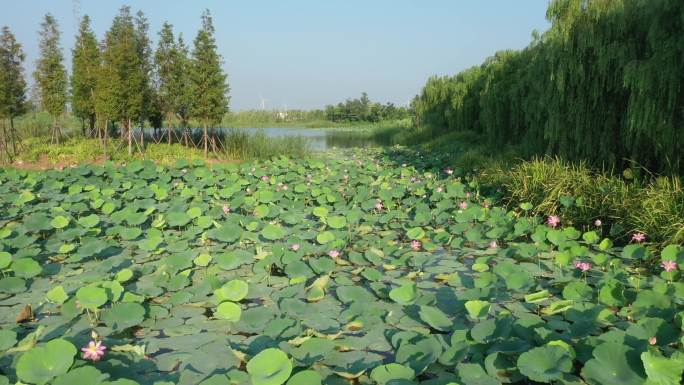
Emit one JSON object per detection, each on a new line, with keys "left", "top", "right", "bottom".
{"left": 0, "top": 148, "right": 682, "bottom": 385}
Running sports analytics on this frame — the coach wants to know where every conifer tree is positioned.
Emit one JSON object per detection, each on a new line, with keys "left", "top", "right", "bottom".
{"left": 34, "top": 13, "right": 67, "bottom": 144}
{"left": 190, "top": 9, "right": 229, "bottom": 157}
{"left": 155, "top": 21, "right": 187, "bottom": 144}
{"left": 101, "top": 6, "right": 149, "bottom": 155}
{"left": 0, "top": 26, "right": 27, "bottom": 160}
{"left": 71, "top": 15, "right": 100, "bottom": 137}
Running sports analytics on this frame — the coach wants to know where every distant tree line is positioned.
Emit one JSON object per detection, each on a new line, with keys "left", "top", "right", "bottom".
{"left": 0, "top": 6, "right": 229, "bottom": 161}
{"left": 325, "top": 92, "right": 410, "bottom": 123}
{"left": 414, "top": 0, "right": 684, "bottom": 175}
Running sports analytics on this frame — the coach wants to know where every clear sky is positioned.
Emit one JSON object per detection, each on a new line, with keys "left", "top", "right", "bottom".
{"left": 2, "top": 0, "right": 551, "bottom": 111}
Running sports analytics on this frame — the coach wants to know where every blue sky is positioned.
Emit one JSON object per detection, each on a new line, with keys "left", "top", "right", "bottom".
{"left": 2, "top": 0, "right": 550, "bottom": 110}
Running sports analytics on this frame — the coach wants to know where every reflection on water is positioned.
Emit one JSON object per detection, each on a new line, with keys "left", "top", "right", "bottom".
{"left": 229, "top": 127, "right": 382, "bottom": 151}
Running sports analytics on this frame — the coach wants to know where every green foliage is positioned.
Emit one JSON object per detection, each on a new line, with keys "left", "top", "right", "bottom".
{"left": 325, "top": 92, "right": 410, "bottom": 123}
{"left": 190, "top": 9, "right": 229, "bottom": 127}
{"left": 70, "top": 15, "right": 100, "bottom": 133}
{"left": 34, "top": 13, "right": 68, "bottom": 141}
{"left": 414, "top": 0, "right": 684, "bottom": 175}
{"left": 0, "top": 26, "right": 27, "bottom": 121}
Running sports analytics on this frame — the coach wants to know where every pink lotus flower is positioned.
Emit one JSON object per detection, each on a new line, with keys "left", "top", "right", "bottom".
{"left": 282, "top": 185, "right": 288, "bottom": 190}
{"left": 459, "top": 201, "right": 468, "bottom": 210}
{"left": 343, "top": 175, "right": 349, "bottom": 181}
{"left": 649, "top": 337, "right": 657, "bottom": 345}
{"left": 328, "top": 250, "right": 340, "bottom": 258}
{"left": 81, "top": 340, "right": 106, "bottom": 361}
{"left": 411, "top": 240, "right": 421, "bottom": 251}
{"left": 489, "top": 240, "right": 498, "bottom": 249}
{"left": 222, "top": 205, "right": 230, "bottom": 214}
{"left": 661, "top": 260, "right": 678, "bottom": 273}
{"left": 291, "top": 244, "right": 300, "bottom": 252}
{"left": 547, "top": 215, "right": 561, "bottom": 228}
{"left": 483, "top": 201, "right": 490, "bottom": 209}
{"left": 445, "top": 168, "right": 454, "bottom": 175}
{"left": 632, "top": 232, "right": 646, "bottom": 242}
{"left": 436, "top": 187, "right": 443, "bottom": 193}
{"left": 466, "top": 192, "right": 471, "bottom": 198}
{"left": 261, "top": 176, "right": 269, "bottom": 182}
{"left": 594, "top": 219, "right": 602, "bottom": 226}
{"left": 375, "top": 201, "right": 384, "bottom": 210}
{"left": 573, "top": 260, "right": 592, "bottom": 272}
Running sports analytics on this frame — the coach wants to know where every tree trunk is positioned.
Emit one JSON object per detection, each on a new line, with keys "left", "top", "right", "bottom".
{"left": 0, "top": 120, "right": 9, "bottom": 163}
{"left": 128, "top": 118, "right": 132, "bottom": 156}
{"left": 89, "top": 114, "right": 96, "bottom": 138}
{"left": 10, "top": 116, "right": 17, "bottom": 156}
{"left": 140, "top": 120, "right": 145, "bottom": 156}
{"left": 167, "top": 112, "right": 173, "bottom": 145}
{"left": 53, "top": 117, "right": 60, "bottom": 145}
{"left": 203, "top": 117, "right": 208, "bottom": 158}
{"left": 103, "top": 119, "right": 109, "bottom": 161}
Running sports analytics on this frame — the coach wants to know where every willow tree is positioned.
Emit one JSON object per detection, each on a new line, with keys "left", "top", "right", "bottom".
{"left": 414, "top": 0, "right": 684, "bottom": 174}
{"left": 34, "top": 13, "right": 67, "bottom": 144}
{"left": 190, "top": 9, "right": 229, "bottom": 157}
{"left": 71, "top": 15, "right": 100, "bottom": 137}
{"left": 0, "top": 26, "right": 27, "bottom": 161}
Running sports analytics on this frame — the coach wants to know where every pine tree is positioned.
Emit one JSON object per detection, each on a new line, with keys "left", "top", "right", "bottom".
{"left": 190, "top": 9, "right": 229, "bottom": 157}
{"left": 0, "top": 26, "right": 27, "bottom": 160}
{"left": 71, "top": 15, "right": 100, "bottom": 137}
{"left": 34, "top": 13, "right": 67, "bottom": 144}
{"left": 134, "top": 10, "right": 153, "bottom": 151}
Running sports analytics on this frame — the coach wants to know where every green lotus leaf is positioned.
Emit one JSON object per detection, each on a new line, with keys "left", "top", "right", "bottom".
{"left": 115, "top": 268, "right": 134, "bottom": 282}
{"left": 76, "top": 286, "right": 108, "bottom": 310}
{"left": 517, "top": 345, "right": 572, "bottom": 383}
{"left": 52, "top": 366, "right": 108, "bottom": 385}
{"left": 316, "top": 231, "right": 335, "bottom": 244}
{"left": 246, "top": 348, "right": 293, "bottom": 385}
{"left": 406, "top": 227, "right": 425, "bottom": 240}
{"left": 101, "top": 302, "right": 146, "bottom": 330}
{"left": 166, "top": 211, "right": 191, "bottom": 227}
{"left": 327, "top": 215, "right": 347, "bottom": 229}
{"left": 259, "top": 224, "right": 285, "bottom": 241}
{"left": 46, "top": 285, "right": 68, "bottom": 304}
{"left": 216, "top": 301, "right": 242, "bottom": 322}
{"left": 0, "top": 329, "right": 17, "bottom": 350}
{"left": 524, "top": 289, "right": 549, "bottom": 304}
{"left": 312, "top": 206, "right": 328, "bottom": 218}
{"left": 186, "top": 207, "right": 202, "bottom": 219}
{"left": 465, "top": 300, "right": 491, "bottom": 319}
{"left": 419, "top": 305, "right": 452, "bottom": 331}
{"left": 389, "top": 282, "right": 418, "bottom": 305}
{"left": 286, "top": 370, "right": 321, "bottom": 385}
{"left": 290, "top": 338, "right": 335, "bottom": 365}
{"left": 370, "top": 363, "right": 415, "bottom": 385}
{"left": 78, "top": 214, "right": 100, "bottom": 228}
{"left": 641, "top": 350, "right": 684, "bottom": 385}
{"left": 0, "top": 277, "right": 26, "bottom": 293}
{"left": 209, "top": 223, "right": 243, "bottom": 243}
{"left": 51, "top": 216, "right": 70, "bottom": 229}
{"left": 542, "top": 300, "right": 574, "bottom": 315}
{"left": 581, "top": 342, "right": 646, "bottom": 385}
{"left": 0, "top": 252, "right": 10, "bottom": 269}
{"left": 194, "top": 253, "right": 212, "bottom": 267}
{"left": 16, "top": 338, "right": 77, "bottom": 385}
{"left": 215, "top": 279, "right": 249, "bottom": 302}
{"left": 11, "top": 258, "right": 42, "bottom": 279}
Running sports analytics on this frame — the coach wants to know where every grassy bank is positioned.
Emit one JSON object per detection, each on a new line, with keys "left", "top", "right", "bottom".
{"left": 5, "top": 130, "right": 309, "bottom": 168}
{"left": 399, "top": 129, "right": 684, "bottom": 246}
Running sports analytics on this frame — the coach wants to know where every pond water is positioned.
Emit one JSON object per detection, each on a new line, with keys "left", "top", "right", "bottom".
{"left": 228, "top": 127, "right": 380, "bottom": 151}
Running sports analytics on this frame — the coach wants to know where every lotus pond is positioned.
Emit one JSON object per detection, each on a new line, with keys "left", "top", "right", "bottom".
{"left": 0, "top": 148, "right": 683, "bottom": 385}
